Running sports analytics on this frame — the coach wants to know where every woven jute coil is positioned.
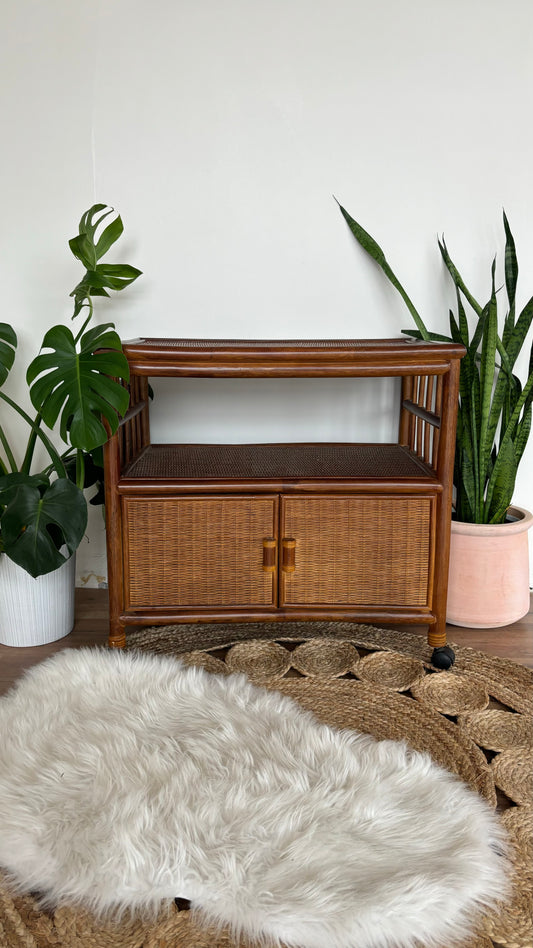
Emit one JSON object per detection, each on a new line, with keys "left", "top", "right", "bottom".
{"left": 144, "top": 908, "right": 259, "bottom": 948}
{"left": 491, "top": 748, "right": 533, "bottom": 806}
{"left": 482, "top": 807, "right": 533, "bottom": 948}
{"left": 290, "top": 638, "right": 359, "bottom": 677}
{"left": 354, "top": 650, "right": 425, "bottom": 691}
{"left": 2, "top": 624, "right": 532, "bottom": 948}
{"left": 225, "top": 640, "right": 292, "bottom": 682}
{"left": 500, "top": 806, "right": 533, "bottom": 858}
{"left": 179, "top": 650, "right": 230, "bottom": 676}
{"left": 453, "top": 648, "right": 533, "bottom": 718}
{"left": 53, "top": 905, "right": 148, "bottom": 947}
{"left": 462, "top": 937, "right": 503, "bottom": 948}
{"left": 410, "top": 671, "right": 490, "bottom": 715}
{"left": 458, "top": 709, "right": 533, "bottom": 752}
{"left": 484, "top": 888, "right": 533, "bottom": 948}
{"left": 124, "top": 621, "right": 437, "bottom": 664}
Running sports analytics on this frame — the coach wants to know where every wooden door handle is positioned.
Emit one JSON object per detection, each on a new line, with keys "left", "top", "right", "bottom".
{"left": 282, "top": 538, "right": 296, "bottom": 572}
{"left": 262, "top": 538, "right": 276, "bottom": 572}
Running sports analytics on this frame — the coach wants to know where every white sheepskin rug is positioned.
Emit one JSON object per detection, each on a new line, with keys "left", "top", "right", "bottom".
{"left": 0, "top": 648, "right": 508, "bottom": 948}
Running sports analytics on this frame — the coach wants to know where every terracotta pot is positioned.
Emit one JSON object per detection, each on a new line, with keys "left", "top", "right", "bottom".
{"left": 0, "top": 554, "right": 76, "bottom": 647}
{"left": 446, "top": 505, "right": 533, "bottom": 628}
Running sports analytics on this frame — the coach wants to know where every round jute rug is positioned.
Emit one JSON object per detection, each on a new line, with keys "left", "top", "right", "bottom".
{"left": 1, "top": 623, "right": 531, "bottom": 948}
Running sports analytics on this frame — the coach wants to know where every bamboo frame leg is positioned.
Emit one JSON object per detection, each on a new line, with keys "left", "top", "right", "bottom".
{"left": 427, "top": 621, "right": 447, "bottom": 650}
{"left": 103, "top": 431, "right": 127, "bottom": 650}
{"left": 427, "top": 359, "right": 460, "bottom": 669}
{"left": 109, "top": 620, "right": 126, "bottom": 649}
{"left": 428, "top": 618, "right": 456, "bottom": 667}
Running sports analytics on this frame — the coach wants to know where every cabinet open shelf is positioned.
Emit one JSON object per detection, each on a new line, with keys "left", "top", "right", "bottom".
{"left": 120, "top": 443, "right": 439, "bottom": 487}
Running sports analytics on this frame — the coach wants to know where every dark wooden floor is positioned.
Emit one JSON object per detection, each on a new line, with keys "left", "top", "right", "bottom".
{"left": 1, "top": 589, "right": 532, "bottom": 696}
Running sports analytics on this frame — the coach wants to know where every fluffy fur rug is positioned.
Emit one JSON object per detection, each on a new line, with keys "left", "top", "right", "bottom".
{"left": 0, "top": 648, "right": 507, "bottom": 948}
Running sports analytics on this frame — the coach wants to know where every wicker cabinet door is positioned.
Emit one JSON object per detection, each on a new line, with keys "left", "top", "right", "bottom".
{"left": 123, "top": 496, "right": 278, "bottom": 608}
{"left": 280, "top": 495, "right": 434, "bottom": 608}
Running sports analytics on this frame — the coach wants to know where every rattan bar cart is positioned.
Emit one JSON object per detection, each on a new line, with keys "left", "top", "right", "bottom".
{"left": 103, "top": 338, "right": 464, "bottom": 667}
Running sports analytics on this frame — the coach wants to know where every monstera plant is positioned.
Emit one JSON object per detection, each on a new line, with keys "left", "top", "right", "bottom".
{"left": 0, "top": 204, "right": 141, "bottom": 578}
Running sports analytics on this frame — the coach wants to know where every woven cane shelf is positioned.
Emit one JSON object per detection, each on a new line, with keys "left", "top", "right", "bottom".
{"left": 103, "top": 338, "right": 464, "bottom": 660}
{"left": 122, "top": 443, "right": 437, "bottom": 481}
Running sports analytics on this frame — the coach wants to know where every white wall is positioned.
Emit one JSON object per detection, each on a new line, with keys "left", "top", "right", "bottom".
{"left": 1, "top": 0, "right": 532, "bottom": 585}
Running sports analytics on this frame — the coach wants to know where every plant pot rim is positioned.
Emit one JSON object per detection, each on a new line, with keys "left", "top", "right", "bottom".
{"left": 451, "top": 505, "right": 533, "bottom": 537}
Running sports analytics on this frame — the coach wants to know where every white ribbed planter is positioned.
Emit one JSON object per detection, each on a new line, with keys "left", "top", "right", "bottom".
{"left": 447, "top": 506, "right": 532, "bottom": 629}
{"left": 0, "top": 555, "right": 76, "bottom": 647}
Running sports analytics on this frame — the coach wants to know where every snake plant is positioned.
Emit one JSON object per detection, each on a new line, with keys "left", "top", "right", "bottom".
{"left": 338, "top": 203, "right": 533, "bottom": 524}
{"left": 0, "top": 205, "right": 141, "bottom": 577}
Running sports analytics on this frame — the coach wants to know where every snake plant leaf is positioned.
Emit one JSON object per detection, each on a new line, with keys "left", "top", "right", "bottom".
{"left": 485, "top": 368, "right": 533, "bottom": 518}
{"left": 454, "top": 411, "right": 476, "bottom": 522}
{"left": 467, "top": 309, "right": 484, "bottom": 436}
{"left": 486, "top": 337, "right": 522, "bottom": 472}
{"left": 454, "top": 292, "right": 477, "bottom": 404}
{"left": 503, "top": 210, "right": 518, "bottom": 317}
{"left": 336, "top": 202, "right": 430, "bottom": 341}
{"left": 438, "top": 238, "right": 484, "bottom": 317}
{"left": 496, "top": 338, "right": 519, "bottom": 386}
{"left": 486, "top": 437, "right": 517, "bottom": 523}
{"left": 469, "top": 371, "right": 482, "bottom": 518}
{"left": 468, "top": 301, "right": 488, "bottom": 357}
{"left": 26, "top": 323, "right": 130, "bottom": 452}
{"left": 448, "top": 309, "right": 463, "bottom": 345}
{"left": 478, "top": 275, "right": 498, "bottom": 488}
{"left": 0, "top": 477, "right": 87, "bottom": 577}
{"left": 400, "top": 329, "right": 452, "bottom": 342}
{"left": 454, "top": 289, "right": 479, "bottom": 405}
{"left": 501, "top": 213, "right": 517, "bottom": 365}
{"left": 505, "top": 295, "right": 533, "bottom": 369}
{"left": 510, "top": 365, "right": 533, "bottom": 449}
{"left": 515, "top": 402, "right": 532, "bottom": 466}
{"left": 0, "top": 323, "right": 17, "bottom": 386}
{"left": 456, "top": 289, "right": 470, "bottom": 349}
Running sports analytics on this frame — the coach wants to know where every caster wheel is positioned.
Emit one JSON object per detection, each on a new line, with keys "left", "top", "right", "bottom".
{"left": 431, "top": 645, "right": 455, "bottom": 670}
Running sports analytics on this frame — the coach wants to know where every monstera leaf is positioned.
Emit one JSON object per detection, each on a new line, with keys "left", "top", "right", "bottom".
{"left": 69, "top": 204, "right": 142, "bottom": 318}
{"left": 26, "top": 323, "right": 130, "bottom": 452}
{"left": 0, "top": 472, "right": 49, "bottom": 505}
{"left": 0, "top": 475, "right": 87, "bottom": 577}
{"left": 0, "top": 323, "right": 17, "bottom": 387}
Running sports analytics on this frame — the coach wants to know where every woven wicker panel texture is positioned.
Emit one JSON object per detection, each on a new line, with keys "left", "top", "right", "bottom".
{"left": 1, "top": 624, "right": 531, "bottom": 948}
{"left": 281, "top": 496, "right": 431, "bottom": 606}
{"left": 124, "top": 443, "right": 432, "bottom": 479}
{"left": 123, "top": 497, "right": 276, "bottom": 608}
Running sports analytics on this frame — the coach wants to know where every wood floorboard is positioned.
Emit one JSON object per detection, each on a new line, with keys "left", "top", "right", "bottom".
{"left": 0, "top": 589, "right": 532, "bottom": 697}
